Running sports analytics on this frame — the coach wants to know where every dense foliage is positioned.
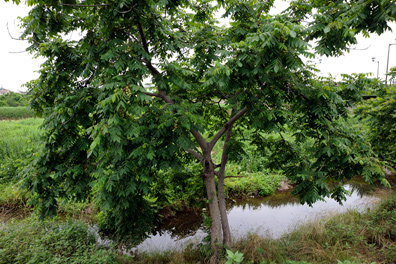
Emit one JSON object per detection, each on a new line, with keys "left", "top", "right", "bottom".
{"left": 0, "top": 92, "right": 27, "bottom": 107}
{"left": 8, "top": 0, "right": 395, "bottom": 261}
{"left": 356, "top": 84, "right": 396, "bottom": 167}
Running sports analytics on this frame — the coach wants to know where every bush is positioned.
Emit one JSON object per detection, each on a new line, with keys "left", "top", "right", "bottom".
{"left": 224, "top": 171, "right": 283, "bottom": 198}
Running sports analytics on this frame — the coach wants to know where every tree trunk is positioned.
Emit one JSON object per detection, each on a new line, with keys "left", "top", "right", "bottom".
{"left": 217, "top": 125, "right": 233, "bottom": 247}
{"left": 203, "top": 158, "right": 222, "bottom": 264}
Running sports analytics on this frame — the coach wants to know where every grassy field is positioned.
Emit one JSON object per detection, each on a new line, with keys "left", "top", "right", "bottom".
{"left": 0, "top": 118, "right": 42, "bottom": 160}
{"left": 0, "top": 106, "right": 35, "bottom": 120}
{"left": 0, "top": 118, "right": 42, "bottom": 208}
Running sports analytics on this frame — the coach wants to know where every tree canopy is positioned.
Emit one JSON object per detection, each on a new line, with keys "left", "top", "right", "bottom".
{"left": 9, "top": 0, "right": 395, "bottom": 262}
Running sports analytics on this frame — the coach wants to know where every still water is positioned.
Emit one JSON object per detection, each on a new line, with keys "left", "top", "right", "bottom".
{"left": 133, "top": 182, "right": 381, "bottom": 253}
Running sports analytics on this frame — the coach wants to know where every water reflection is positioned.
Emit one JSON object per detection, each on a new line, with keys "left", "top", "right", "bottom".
{"left": 152, "top": 209, "right": 203, "bottom": 239}
{"left": 134, "top": 183, "right": 380, "bottom": 252}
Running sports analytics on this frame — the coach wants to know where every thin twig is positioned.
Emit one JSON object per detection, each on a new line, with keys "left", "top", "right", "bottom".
{"left": 115, "top": 4, "right": 137, "bottom": 14}
{"left": 57, "top": 2, "right": 111, "bottom": 7}
{"left": 7, "top": 23, "right": 24, "bottom": 41}
{"left": 9, "top": 50, "right": 27, "bottom": 54}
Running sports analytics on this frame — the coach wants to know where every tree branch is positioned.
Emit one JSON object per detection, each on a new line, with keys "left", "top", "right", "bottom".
{"left": 141, "top": 91, "right": 159, "bottom": 97}
{"left": 225, "top": 175, "right": 246, "bottom": 178}
{"left": 257, "top": 3, "right": 267, "bottom": 19}
{"left": 137, "top": 20, "right": 150, "bottom": 55}
{"left": 141, "top": 57, "right": 160, "bottom": 74}
{"left": 218, "top": 109, "right": 235, "bottom": 179}
{"left": 115, "top": 4, "right": 136, "bottom": 14}
{"left": 209, "top": 107, "right": 248, "bottom": 150}
{"left": 57, "top": 2, "right": 111, "bottom": 7}
{"left": 187, "top": 148, "right": 204, "bottom": 162}
{"left": 191, "top": 130, "right": 208, "bottom": 151}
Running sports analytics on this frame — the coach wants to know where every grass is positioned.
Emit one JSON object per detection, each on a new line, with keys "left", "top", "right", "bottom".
{"left": 0, "top": 118, "right": 42, "bottom": 161}
{"left": 224, "top": 171, "right": 283, "bottom": 198}
{"left": 0, "top": 218, "right": 118, "bottom": 264}
{"left": 0, "top": 106, "right": 35, "bottom": 120}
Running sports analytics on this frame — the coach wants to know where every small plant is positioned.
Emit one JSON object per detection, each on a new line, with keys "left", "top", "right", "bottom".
{"left": 225, "top": 249, "right": 244, "bottom": 264}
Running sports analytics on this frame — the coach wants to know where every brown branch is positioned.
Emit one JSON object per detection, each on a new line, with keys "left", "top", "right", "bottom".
{"left": 191, "top": 130, "right": 208, "bottom": 151}
{"left": 187, "top": 148, "right": 204, "bottom": 162}
{"left": 257, "top": 3, "right": 267, "bottom": 19}
{"left": 57, "top": 2, "right": 111, "bottom": 7}
{"left": 161, "top": 102, "right": 173, "bottom": 109}
{"left": 142, "top": 59, "right": 160, "bottom": 76}
{"left": 137, "top": 20, "right": 150, "bottom": 55}
{"left": 209, "top": 107, "right": 248, "bottom": 150}
{"left": 115, "top": 4, "right": 136, "bottom": 14}
{"left": 141, "top": 91, "right": 160, "bottom": 97}
{"left": 218, "top": 109, "right": 235, "bottom": 179}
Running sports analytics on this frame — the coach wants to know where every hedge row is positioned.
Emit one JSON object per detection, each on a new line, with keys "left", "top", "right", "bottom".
{"left": 0, "top": 107, "right": 35, "bottom": 120}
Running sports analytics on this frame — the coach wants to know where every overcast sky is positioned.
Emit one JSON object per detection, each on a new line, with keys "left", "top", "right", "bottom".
{"left": 1, "top": 1, "right": 396, "bottom": 92}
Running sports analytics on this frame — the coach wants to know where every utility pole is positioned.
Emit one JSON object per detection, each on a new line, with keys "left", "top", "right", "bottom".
{"left": 385, "top": 41, "right": 396, "bottom": 85}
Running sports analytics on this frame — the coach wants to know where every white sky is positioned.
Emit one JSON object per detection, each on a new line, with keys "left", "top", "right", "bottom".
{"left": 1, "top": 1, "right": 396, "bottom": 92}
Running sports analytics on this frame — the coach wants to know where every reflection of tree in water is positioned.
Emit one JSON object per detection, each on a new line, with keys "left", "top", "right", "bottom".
{"left": 225, "top": 181, "right": 375, "bottom": 211}
{"left": 346, "top": 182, "right": 376, "bottom": 197}
{"left": 151, "top": 210, "right": 203, "bottom": 239}
{"left": 226, "top": 191, "right": 301, "bottom": 211}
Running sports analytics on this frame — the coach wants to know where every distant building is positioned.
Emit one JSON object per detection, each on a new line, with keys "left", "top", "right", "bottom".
{"left": 0, "top": 88, "right": 11, "bottom": 95}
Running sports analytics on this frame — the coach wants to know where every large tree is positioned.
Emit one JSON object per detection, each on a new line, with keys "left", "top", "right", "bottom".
{"left": 10, "top": 0, "right": 394, "bottom": 262}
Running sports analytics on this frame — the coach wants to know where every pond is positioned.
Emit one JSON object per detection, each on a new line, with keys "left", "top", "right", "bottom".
{"left": 132, "top": 182, "right": 382, "bottom": 253}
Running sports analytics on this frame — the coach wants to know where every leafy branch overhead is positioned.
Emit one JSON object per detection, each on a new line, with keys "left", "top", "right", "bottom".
{"left": 8, "top": 0, "right": 395, "bottom": 262}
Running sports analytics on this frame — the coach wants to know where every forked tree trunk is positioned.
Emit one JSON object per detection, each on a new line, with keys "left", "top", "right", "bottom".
{"left": 189, "top": 108, "right": 248, "bottom": 263}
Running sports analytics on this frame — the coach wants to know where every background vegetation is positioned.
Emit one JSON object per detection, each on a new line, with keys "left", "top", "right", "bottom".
{"left": 0, "top": 106, "right": 35, "bottom": 120}
{"left": 0, "top": 92, "right": 27, "bottom": 107}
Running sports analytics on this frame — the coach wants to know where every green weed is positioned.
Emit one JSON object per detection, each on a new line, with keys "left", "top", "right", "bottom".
{"left": 0, "top": 218, "right": 117, "bottom": 264}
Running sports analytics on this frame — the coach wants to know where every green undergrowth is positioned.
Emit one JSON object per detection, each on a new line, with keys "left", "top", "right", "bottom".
{"left": 0, "top": 218, "right": 118, "bottom": 264}
{"left": 0, "top": 118, "right": 42, "bottom": 185}
{"left": 0, "top": 118, "right": 42, "bottom": 161}
{"left": 0, "top": 182, "right": 30, "bottom": 207}
{"left": 224, "top": 171, "right": 283, "bottom": 198}
{"left": 0, "top": 106, "right": 35, "bottom": 120}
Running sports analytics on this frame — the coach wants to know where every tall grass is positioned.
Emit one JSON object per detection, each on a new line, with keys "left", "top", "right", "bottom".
{"left": 0, "top": 118, "right": 42, "bottom": 161}
{"left": 0, "top": 106, "right": 35, "bottom": 120}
